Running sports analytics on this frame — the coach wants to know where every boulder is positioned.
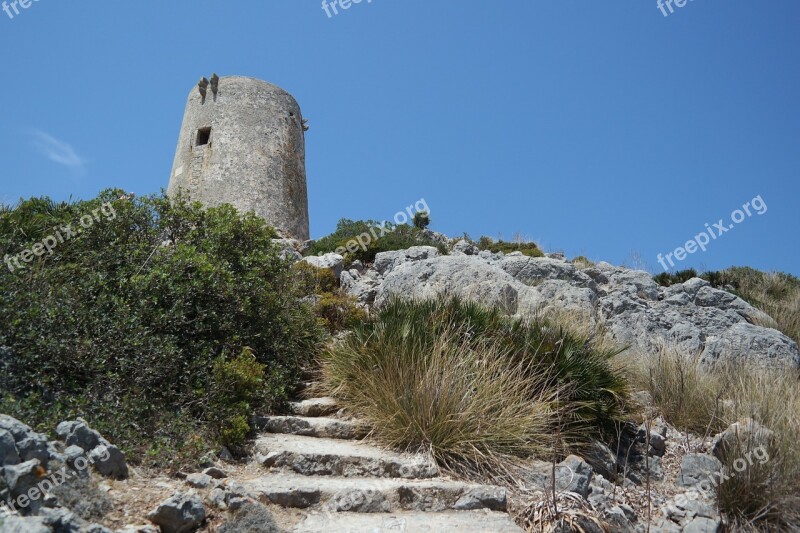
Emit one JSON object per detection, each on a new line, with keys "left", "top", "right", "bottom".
{"left": 301, "top": 253, "right": 344, "bottom": 280}
{"left": 373, "top": 246, "right": 440, "bottom": 276}
{"left": 147, "top": 492, "right": 206, "bottom": 533}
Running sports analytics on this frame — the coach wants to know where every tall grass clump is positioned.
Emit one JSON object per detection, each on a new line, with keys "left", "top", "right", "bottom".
{"left": 629, "top": 347, "right": 800, "bottom": 530}
{"left": 715, "top": 369, "right": 800, "bottom": 531}
{"left": 626, "top": 347, "right": 727, "bottom": 434}
{"left": 319, "top": 297, "right": 630, "bottom": 477}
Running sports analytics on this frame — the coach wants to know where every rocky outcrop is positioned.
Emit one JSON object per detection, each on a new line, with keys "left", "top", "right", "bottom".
{"left": 340, "top": 248, "right": 799, "bottom": 369}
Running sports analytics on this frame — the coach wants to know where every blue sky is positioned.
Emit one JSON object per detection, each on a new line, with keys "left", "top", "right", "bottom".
{"left": 1, "top": 1, "right": 798, "bottom": 275}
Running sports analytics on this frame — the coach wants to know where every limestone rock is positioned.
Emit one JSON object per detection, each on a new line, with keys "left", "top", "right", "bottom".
{"left": 147, "top": 492, "right": 206, "bottom": 533}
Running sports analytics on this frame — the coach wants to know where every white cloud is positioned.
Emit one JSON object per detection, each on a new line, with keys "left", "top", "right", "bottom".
{"left": 29, "top": 130, "right": 86, "bottom": 172}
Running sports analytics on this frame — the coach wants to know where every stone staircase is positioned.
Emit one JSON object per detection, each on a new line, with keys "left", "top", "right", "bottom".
{"left": 244, "top": 397, "right": 524, "bottom": 532}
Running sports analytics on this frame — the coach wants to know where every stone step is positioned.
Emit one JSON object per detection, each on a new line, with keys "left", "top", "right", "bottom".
{"left": 255, "top": 433, "right": 438, "bottom": 479}
{"left": 243, "top": 471, "right": 507, "bottom": 513}
{"left": 293, "top": 511, "right": 524, "bottom": 532}
{"left": 253, "top": 415, "right": 366, "bottom": 440}
{"left": 290, "top": 397, "right": 339, "bottom": 417}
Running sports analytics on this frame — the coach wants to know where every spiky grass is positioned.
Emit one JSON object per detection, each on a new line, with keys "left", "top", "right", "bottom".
{"left": 318, "top": 296, "right": 630, "bottom": 478}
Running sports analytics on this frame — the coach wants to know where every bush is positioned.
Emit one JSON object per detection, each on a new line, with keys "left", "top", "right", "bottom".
{"left": 314, "top": 292, "right": 367, "bottom": 334}
{"left": 653, "top": 269, "right": 699, "bottom": 287}
{"left": 48, "top": 472, "right": 113, "bottom": 521}
{"left": 318, "top": 297, "right": 629, "bottom": 477}
{"left": 307, "top": 218, "right": 446, "bottom": 265}
{"left": 0, "top": 190, "right": 325, "bottom": 468}
{"left": 413, "top": 211, "right": 430, "bottom": 230}
{"left": 476, "top": 236, "right": 544, "bottom": 257}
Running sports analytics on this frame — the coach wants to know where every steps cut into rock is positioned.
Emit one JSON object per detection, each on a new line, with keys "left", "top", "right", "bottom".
{"left": 255, "top": 433, "right": 438, "bottom": 479}
{"left": 293, "top": 510, "right": 524, "bottom": 532}
{"left": 290, "top": 397, "right": 339, "bottom": 417}
{"left": 243, "top": 471, "right": 507, "bottom": 512}
{"left": 253, "top": 415, "right": 366, "bottom": 440}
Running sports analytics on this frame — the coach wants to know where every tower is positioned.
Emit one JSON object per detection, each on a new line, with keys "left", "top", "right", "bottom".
{"left": 167, "top": 76, "right": 310, "bottom": 240}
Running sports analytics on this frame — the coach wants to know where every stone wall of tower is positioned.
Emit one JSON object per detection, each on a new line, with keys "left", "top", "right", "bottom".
{"left": 167, "top": 76, "right": 309, "bottom": 240}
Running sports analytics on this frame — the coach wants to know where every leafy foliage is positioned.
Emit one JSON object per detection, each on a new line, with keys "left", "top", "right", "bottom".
{"left": 476, "top": 236, "right": 544, "bottom": 257}
{"left": 307, "top": 218, "right": 446, "bottom": 265}
{"left": 0, "top": 190, "right": 325, "bottom": 468}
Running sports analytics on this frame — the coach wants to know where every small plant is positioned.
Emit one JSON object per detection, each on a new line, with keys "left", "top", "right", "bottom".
{"left": 652, "top": 268, "right": 699, "bottom": 287}
{"left": 476, "top": 236, "right": 544, "bottom": 257}
{"left": 218, "top": 501, "right": 280, "bottom": 533}
{"left": 413, "top": 211, "right": 430, "bottom": 230}
{"left": 314, "top": 292, "right": 367, "bottom": 333}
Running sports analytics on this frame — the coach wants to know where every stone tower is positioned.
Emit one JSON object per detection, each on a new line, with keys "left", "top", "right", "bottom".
{"left": 167, "top": 76, "right": 309, "bottom": 240}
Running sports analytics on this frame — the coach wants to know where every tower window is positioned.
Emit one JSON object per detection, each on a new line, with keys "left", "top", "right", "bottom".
{"left": 195, "top": 127, "right": 211, "bottom": 147}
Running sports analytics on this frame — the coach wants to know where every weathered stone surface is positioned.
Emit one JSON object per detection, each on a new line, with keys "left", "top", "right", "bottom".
{"left": 168, "top": 76, "right": 310, "bottom": 240}
{"left": 147, "top": 492, "right": 206, "bottom": 533}
{"left": 375, "top": 255, "right": 525, "bottom": 314}
{"left": 202, "top": 467, "right": 228, "bottom": 479}
{"left": 0, "top": 515, "right": 51, "bottom": 533}
{"left": 290, "top": 397, "right": 339, "bottom": 418}
{"left": 373, "top": 246, "right": 440, "bottom": 276}
{"left": 0, "top": 415, "right": 49, "bottom": 464}
{"left": 0, "top": 428, "right": 20, "bottom": 466}
{"left": 3, "top": 459, "right": 44, "bottom": 512}
{"left": 677, "top": 454, "right": 722, "bottom": 488}
{"left": 185, "top": 473, "right": 214, "bottom": 489}
{"left": 90, "top": 444, "right": 129, "bottom": 479}
{"left": 301, "top": 253, "right": 344, "bottom": 280}
{"left": 254, "top": 433, "right": 438, "bottom": 479}
{"left": 682, "top": 516, "right": 721, "bottom": 533}
{"left": 254, "top": 416, "right": 365, "bottom": 440}
{"left": 293, "top": 511, "right": 524, "bottom": 532}
{"left": 451, "top": 240, "right": 478, "bottom": 256}
{"left": 711, "top": 418, "right": 773, "bottom": 462}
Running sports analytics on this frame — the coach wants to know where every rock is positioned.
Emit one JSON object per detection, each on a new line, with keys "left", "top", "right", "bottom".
{"left": 147, "top": 492, "right": 206, "bottom": 533}
{"left": 3, "top": 459, "right": 44, "bottom": 512}
{"left": 0, "top": 415, "right": 50, "bottom": 464}
{"left": 185, "top": 473, "right": 214, "bottom": 489}
{"left": 373, "top": 246, "right": 440, "bottom": 276}
{"left": 711, "top": 418, "right": 773, "bottom": 462}
{"left": 682, "top": 516, "right": 721, "bottom": 533}
{"left": 326, "top": 488, "right": 389, "bottom": 513}
{"left": 272, "top": 238, "right": 303, "bottom": 261}
{"left": 202, "top": 467, "right": 228, "bottom": 479}
{"left": 90, "top": 444, "right": 129, "bottom": 479}
{"left": 0, "top": 428, "right": 20, "bottom": 466}
{"left": 375, "top": 255, "right": 525, "bottom": 314}
{"left": 452, "top": 240, "right": 478, "bottom": 256}
{"left": 116, "top": 526, "right": 160, "bottom": 533}
{"left": 290, "top": 397, "right": 339, "bottom": 417}
{"left": 498, "top": 256, "right": 595, "bottom": 288}
{"left": 208, "top": 487, "right": 227, "bottom": 510}
{"left": 453, "top": 487, "right": 506, "bottom": 511}
{"left": 678, "top": 454, "right": 722, "bottom": 488}
{"left": 0, "top": 514, "right": 51, "bottom": 533}
{"left": 301, "top": 253, "right": 344, "bottom": 280}
{"left": 524, "top": 456, "right": 593, "bottom": 498}
{"left": 584, "top": 442, "right": 617, "bottom": 480}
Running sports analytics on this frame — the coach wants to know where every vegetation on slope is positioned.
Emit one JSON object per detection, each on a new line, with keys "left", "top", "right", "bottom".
{"left": 318, "top": 296, "right": 630, "bottom": 478}
{"left": 0, "top": 190, "right": 325, "bottom": 468}
{"left": 654, "top": 267, "right": 800, "bottom": 345}
{"left": 306, "top": 218, "right": 446, "bottom": 266}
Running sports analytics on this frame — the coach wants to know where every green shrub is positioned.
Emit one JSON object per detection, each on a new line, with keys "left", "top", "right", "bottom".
{"left": 476, "top": 236, "right": 544, "bottom": 257}
{"left": 307, "top": 218, "right": 446, "bottom": 265}
{"left": 0, "top": 190, "right": 325, "bottom": 469}
{"left": 413, "top": 211, "right": 430, "bottom": 230}
{"left": 319, "top": 297, "right": 629, "bottom": 477}
{"left": 290, "top": 261, "right": 339, "bottom": 295}
{"left": 315, "top": 292, "right": 367, "bottom": 333}
{"left": 653, "top": 268, "right": 699, "bottom": 287}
